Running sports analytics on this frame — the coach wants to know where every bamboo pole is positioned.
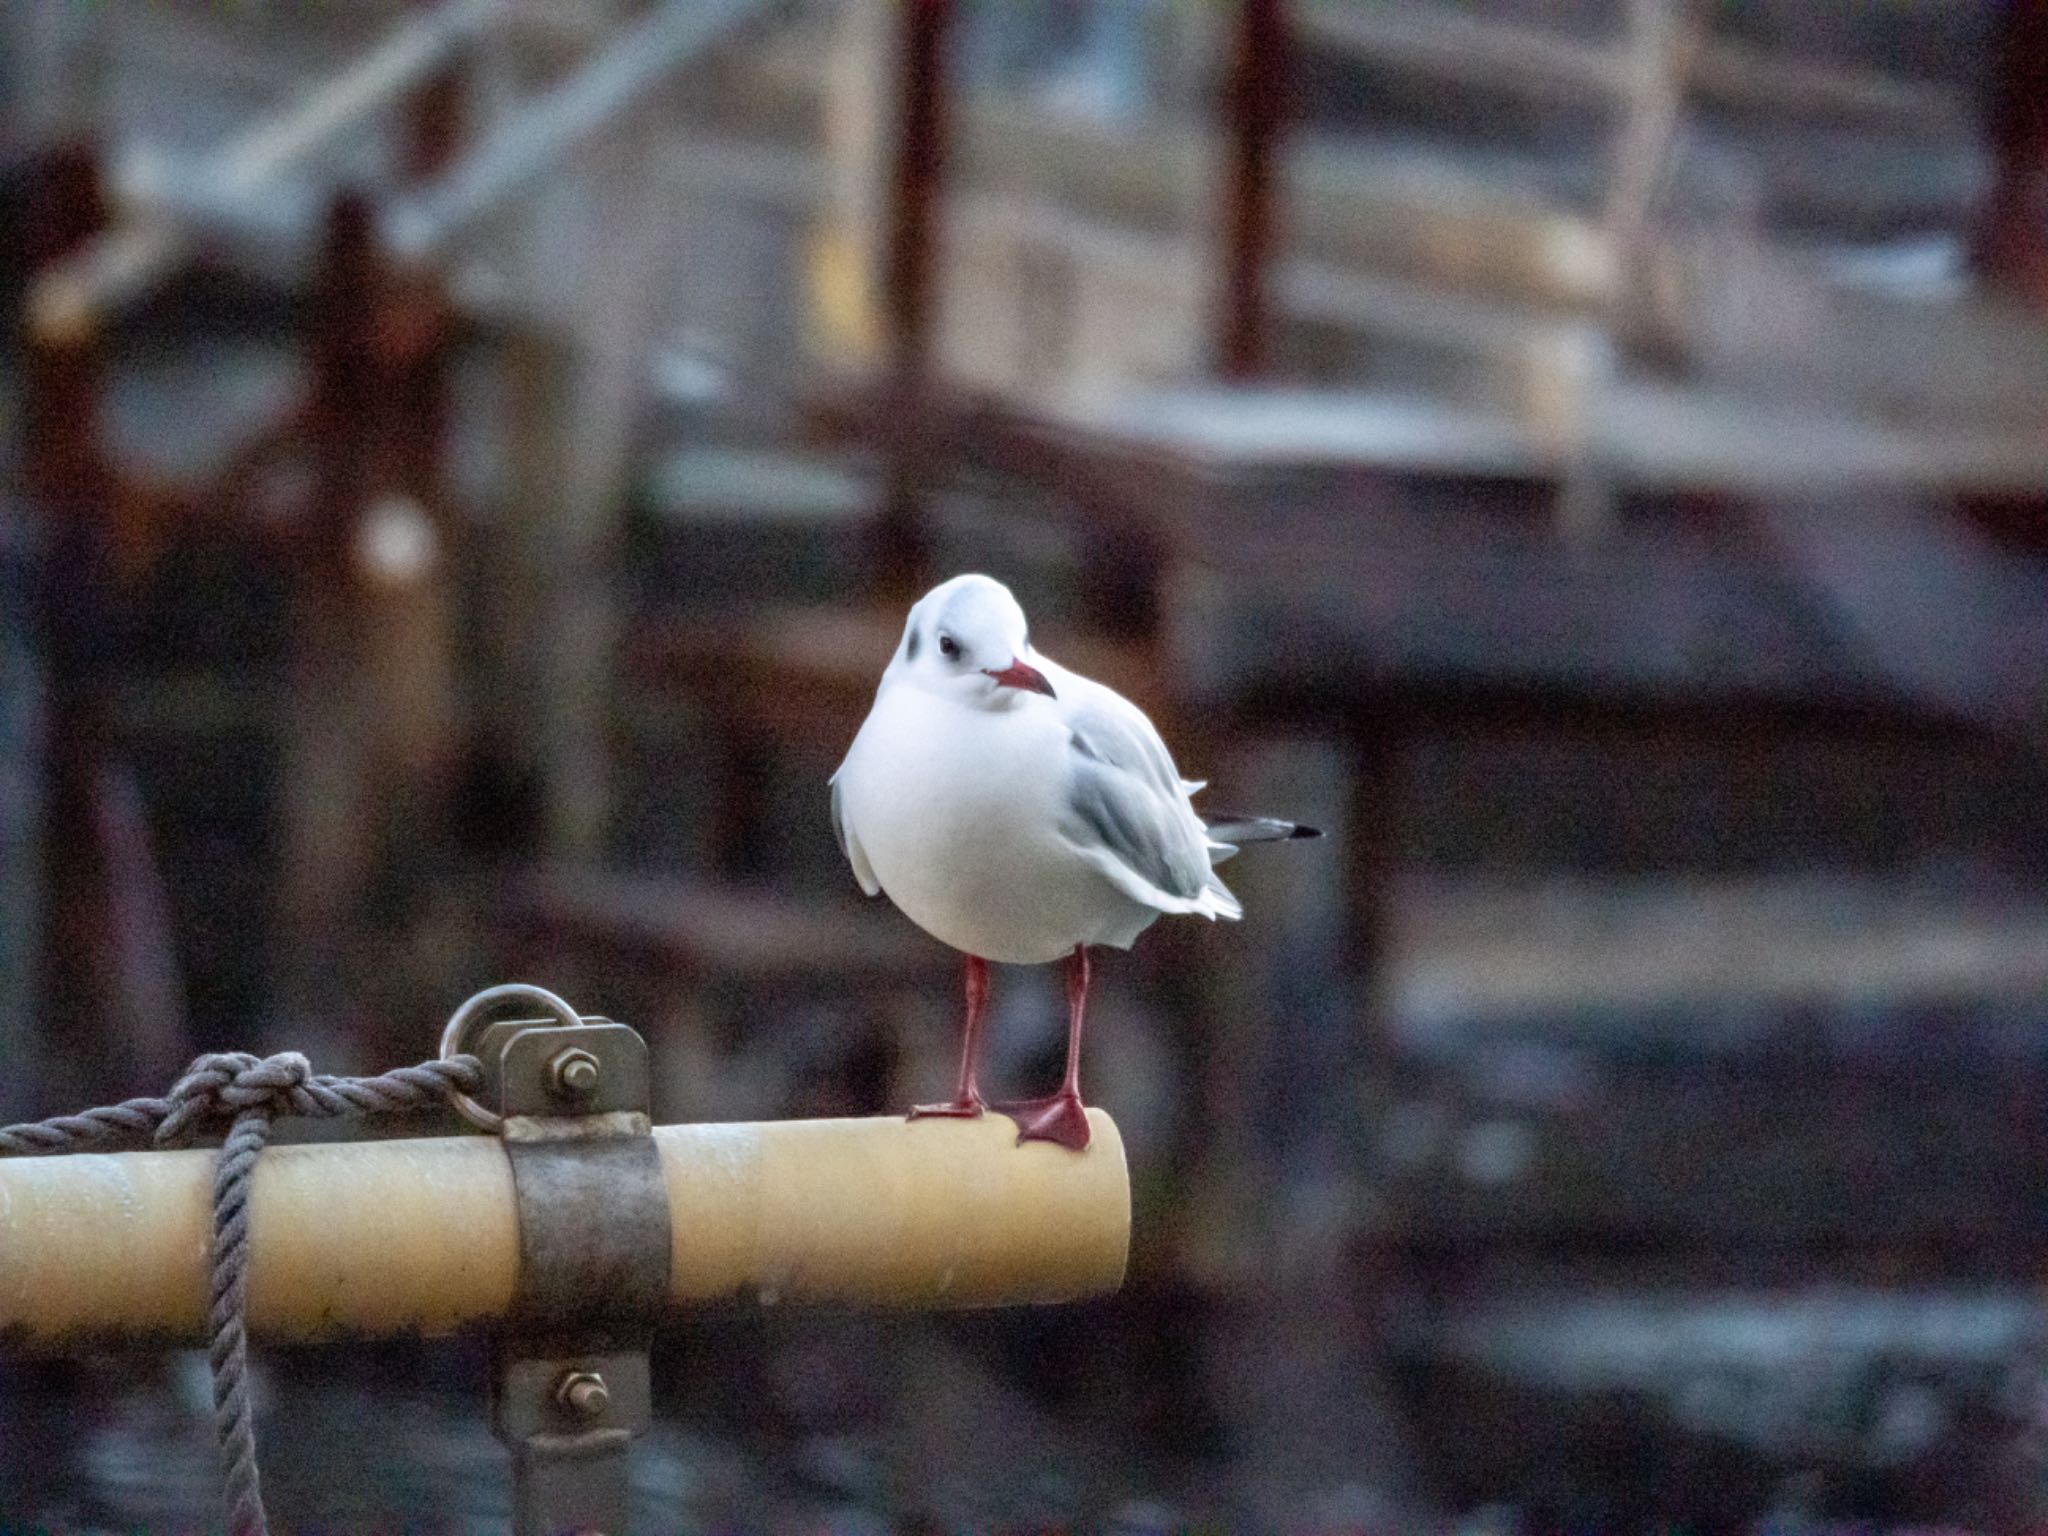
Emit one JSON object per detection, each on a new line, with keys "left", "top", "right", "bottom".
{"left": 0, "top": 1112, "right": 1129, "bottom": 1348}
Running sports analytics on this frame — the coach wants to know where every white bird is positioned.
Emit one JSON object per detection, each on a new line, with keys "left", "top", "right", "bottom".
{"left": 830, "top": 573, "right": 1319, "bottom": 1149}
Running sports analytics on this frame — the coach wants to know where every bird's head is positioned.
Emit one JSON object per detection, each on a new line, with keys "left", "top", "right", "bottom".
{"left": 887, "top": 573, "right": 1056, "bottom": 709}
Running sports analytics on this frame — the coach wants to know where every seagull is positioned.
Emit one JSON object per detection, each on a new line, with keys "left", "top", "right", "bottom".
{"left": 830, "top": 573, "right": 1320, "bottom": 1150}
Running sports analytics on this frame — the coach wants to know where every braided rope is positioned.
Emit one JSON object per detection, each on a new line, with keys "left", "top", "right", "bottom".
{"left": 0, "top": 1050, "right": 486, "bottom": 1536}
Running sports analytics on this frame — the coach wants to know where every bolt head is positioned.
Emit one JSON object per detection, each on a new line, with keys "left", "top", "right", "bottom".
{"left": 556, "top": 1369, "right": 610, "bottom": 1419}
{"left": 547, "top": 1046, "right": 601, "bottom": 1101}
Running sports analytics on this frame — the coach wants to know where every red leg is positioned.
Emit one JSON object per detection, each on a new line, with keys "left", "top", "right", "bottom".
{"left": 910, "top": 955, "right": 989, "bottom": 1119}
{"left": 998, "top": 945, "right": 1093, "bottom": 1150}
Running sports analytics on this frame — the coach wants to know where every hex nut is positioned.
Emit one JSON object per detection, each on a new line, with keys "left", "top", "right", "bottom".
{"left": 547, "top": 1047, "right": 601, "bottom": 1102}
{"left": 555, "top": 1370, "right": 610, "bottom": 1419}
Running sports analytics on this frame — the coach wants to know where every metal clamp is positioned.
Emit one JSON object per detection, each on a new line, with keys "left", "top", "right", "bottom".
{"left": 447, "top": 984, "right": 673, "bottom": 1536}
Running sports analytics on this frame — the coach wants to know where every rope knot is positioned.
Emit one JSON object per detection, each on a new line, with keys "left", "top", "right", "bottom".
{"left": 2, "top": 1040, "right": 495, "bottom": 1536}
{"left": 158, "top": 1052, "right": 315, "bottom": 1145}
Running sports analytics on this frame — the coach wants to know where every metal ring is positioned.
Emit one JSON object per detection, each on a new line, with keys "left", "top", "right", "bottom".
{"left": 440, "top": 982, "right": 585, "bottom": 1132}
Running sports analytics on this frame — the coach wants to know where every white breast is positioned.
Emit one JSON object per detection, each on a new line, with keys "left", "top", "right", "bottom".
{"left": 833, "top": 684, "right": 1160, "bottom": 965}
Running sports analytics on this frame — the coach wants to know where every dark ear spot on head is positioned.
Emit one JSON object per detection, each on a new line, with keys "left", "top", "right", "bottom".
{"left": 906, "top": 627, "right": 921, "bottom": 662}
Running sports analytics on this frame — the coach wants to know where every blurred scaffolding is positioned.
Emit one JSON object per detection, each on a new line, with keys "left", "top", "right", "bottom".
{"left": 6, "top": 0, "right": 2048, "bottom": 1528}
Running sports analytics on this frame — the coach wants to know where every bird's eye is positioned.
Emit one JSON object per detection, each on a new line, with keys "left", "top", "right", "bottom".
{"left": 938, "top": 634, "right": 960, "bottom": 660}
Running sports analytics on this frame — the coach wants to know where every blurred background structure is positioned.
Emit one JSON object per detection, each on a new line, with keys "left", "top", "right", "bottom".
{"left": 6, "top": 0, "right": 2048, "bottom": 1529}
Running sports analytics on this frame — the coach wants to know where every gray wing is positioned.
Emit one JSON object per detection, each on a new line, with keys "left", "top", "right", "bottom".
{"left": 829, "top": 773, "right": 880, "bottom": 896}
{"left": 1061, "top": 697, "right": 1215, "bottom": 904}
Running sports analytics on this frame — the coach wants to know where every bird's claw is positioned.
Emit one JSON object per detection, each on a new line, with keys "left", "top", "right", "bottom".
{"left": 907, "top": 1098, "right": 987, "bottom": 1120}
{"left": 997, "top": 1091, "right": 1091, "bottom": 1151}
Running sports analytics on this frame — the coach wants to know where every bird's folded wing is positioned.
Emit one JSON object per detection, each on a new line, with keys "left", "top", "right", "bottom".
{"left": 1059, "top": 698, "right": 1240, "bottom": 919}
{"left": 829, "top": 773, "right": 881, "bottom": 896}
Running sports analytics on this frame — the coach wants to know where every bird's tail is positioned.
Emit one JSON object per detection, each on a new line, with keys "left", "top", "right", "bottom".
{"left": 1202, "top": 813, "right": 1323, "bottom": 863}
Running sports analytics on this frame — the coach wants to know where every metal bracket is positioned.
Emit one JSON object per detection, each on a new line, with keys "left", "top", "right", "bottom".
{"left": 447, "top": 984, "right": 672, "bottom": 1536}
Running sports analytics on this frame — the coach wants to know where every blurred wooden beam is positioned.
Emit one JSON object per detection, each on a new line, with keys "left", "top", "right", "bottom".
{"left": 637, "top": 132, "right": 1588, "bottom": 386}
{"left": 1398, "top": 875, "right": 2048, "bottom": 1023}
{"left": 1297, "top": 0, "right": 1969, "bottom": 133}
{"left": 1603, "top": 0, "right": 1690, "bottom": 361}
{"left": 26, "top": 0, "right": 500, "bottom": 338}
{"left": 206, "top": 0, "right": 495, "bottom": 198}
{"left": 1374, "top": 1062, "right": 2048, "bottom": 1265}
{"left": 500, "top": 864, "right": 952, "bottom": 984}
{"left": 537, "top": 119, "right": 676, "bottom": 860}
{"left": 742, "top": 31, "right": 1614, "bottom": 314}
{"left": 1300, "top": 0, "right": 1614, "bottom": 111}
{"left": 1687, "top": 34, "right": 1966, "bottom": 131}
{"left": 1025, "top": 380, "right": 2048, "bottom": 497}
{"left": 1572, "top": 0, "right": 1692, "bottom": 540}
{"left": 387, "top": 0, "right": 771, "bottom": 256}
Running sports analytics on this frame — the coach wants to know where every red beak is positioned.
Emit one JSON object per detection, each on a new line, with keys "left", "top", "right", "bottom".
{"left": 984, "top": 658, "right": 1056, "bottom": 698}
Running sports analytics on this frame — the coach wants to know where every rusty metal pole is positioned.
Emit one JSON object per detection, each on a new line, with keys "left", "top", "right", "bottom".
{"left": 306, "top": 191, "right": 385, "bottom": 582}
{"left": 391, "top": 49, "right": 467, "bottom": 511}
{"left": 19, "top": 146, "right": 108, "bottom": 1093}
{"left": 873, "top": 0, "right": 953, "bottom": 602}
{"left": 394, "top": 34, "right": 469, "bottom": 506}
{"left": 20, "top": 141, "right": 128, "bottom": 1110}
{"left": 19, "top": 145, "right": 108, "bottom": 555}
{"left": 401, "top": 56, "right": 468, "bottom": 186}
{"left": 1961, "top": 0, "right": 2048, "bottom": 553}
{"left": 1976, "top": 0, "right": 2048, "bottom": 301}
{"left": 1215, "top": 0, "right": 1287, "bottom": 382}
{"left": 350, "top": 57, "right": 473, "bottom": 1063}
{"left": 274, "top": 191, "right": 386, "bottom": 1037}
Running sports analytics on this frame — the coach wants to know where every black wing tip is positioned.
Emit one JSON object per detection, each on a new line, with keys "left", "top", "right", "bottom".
{"left": 1289, "top": 823, "right": 1324, "bottom": 839}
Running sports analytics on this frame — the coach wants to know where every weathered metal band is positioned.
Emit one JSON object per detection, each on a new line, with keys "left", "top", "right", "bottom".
{"left": 505, "top": 1132, "right": 671, "bottom": 1335}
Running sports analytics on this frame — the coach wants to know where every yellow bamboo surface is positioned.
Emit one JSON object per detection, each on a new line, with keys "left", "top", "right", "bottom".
{"left": 0, "top": 1112, "right": 1128, "bottom": 1347}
